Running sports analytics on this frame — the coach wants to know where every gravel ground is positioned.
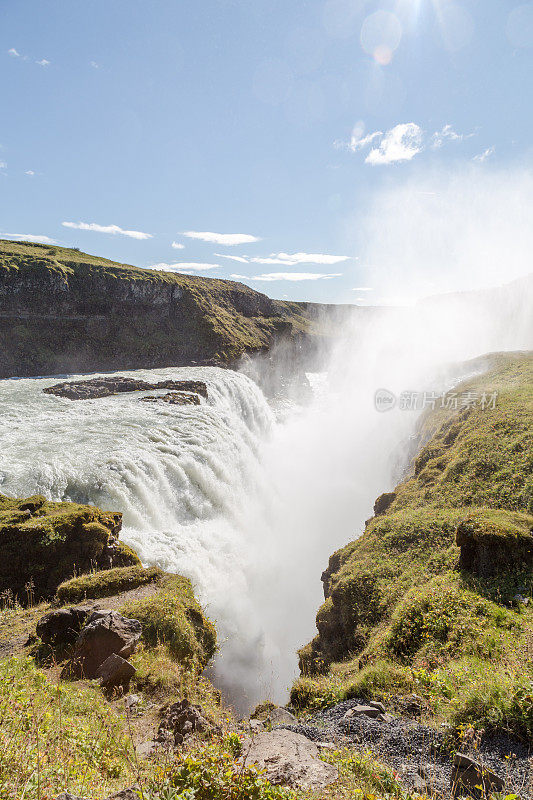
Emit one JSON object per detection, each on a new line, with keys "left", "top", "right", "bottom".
{"left": 283, "top": 698, "right": 533, "bottom": 798}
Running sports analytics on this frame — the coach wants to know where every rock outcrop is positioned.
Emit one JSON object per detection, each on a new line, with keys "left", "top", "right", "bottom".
{"left": 63, "top": 609, "right": 142, "bottom": 679}
{"left": 240, "top": 729, "right": 338, "bottom": 789}
{"left": 451, "top": 753, "right": 504, "bottom": 798}
{"left": 0, "top": 494, "right": 139, "bottom": 601}
{"left": 36, "top": 606, "right": 90, "bottom": 648}
{"left": 157, "top": 699, "right": 217, "bottom": 746}
{"left": 140, "top": 391, "right": 201, "bottom": 405}
{"left": 44, "top": 376, "right": 208, "bottom": 400}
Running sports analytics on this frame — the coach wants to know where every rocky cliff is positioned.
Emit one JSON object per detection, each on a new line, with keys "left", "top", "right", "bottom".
{"left": 0, "top": 239, "right": 333, "bottom": 378}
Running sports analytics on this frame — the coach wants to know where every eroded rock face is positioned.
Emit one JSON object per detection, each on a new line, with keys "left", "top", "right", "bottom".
{"left": 44, "top": 377, "right": 208, "bottom": 401}
{"left": 456, "top": 511, "right": 533, "bottom": 578}
{"left": 64, "top": 610, "right": 142, "bottom": 679}
{"left": 0, "top": 493, "right": 137, "bottom": 601}
{"left": 373, "top": 492, "right": 396, "bottom": 516}
{"left": 240, "top": 729, "right": 338, "bottom": 789}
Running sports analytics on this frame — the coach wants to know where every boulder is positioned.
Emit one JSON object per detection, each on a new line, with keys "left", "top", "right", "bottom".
{"left": 96, "top": 653, "right": 136, "bottom": 691}
{"left": 343, "top": 704, "right": 381, "bottom": 720}
{"left": 36, "top": 606, "right": 90, "bottom": 647}
{"left": 368, "top": 700, "right": 386, "bottom": 713}
{"left": 240, "top": 729, "right": 338, "bottom": 789}
{"left": 265, "top": 707, "right": 298, "bottom": 726}
{"left": 451, "top": 753, "right": 504, "bottom": 798}
{"left": 157, "top": 699, "right": 215, "bottom": 746}
{"left": 64, "top": 610, "right": 142, "bottom": 679}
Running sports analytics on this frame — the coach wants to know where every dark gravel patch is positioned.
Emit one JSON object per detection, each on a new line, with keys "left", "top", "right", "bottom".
{"left": 283, "top": 698, "right": 533, "bottom": 798}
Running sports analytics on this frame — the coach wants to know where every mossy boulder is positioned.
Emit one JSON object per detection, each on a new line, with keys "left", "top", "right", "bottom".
{"left": 56, "top": 565, "right": 162, "bottom": 604}
{"left": 0, "top": 493, "right": 139, "bottom": 602}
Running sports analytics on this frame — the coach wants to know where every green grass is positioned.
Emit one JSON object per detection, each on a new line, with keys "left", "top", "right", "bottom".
{"left": 0, "top": 655, "right": 136, "bottom": 799}
{"left": 121, "top": 574, "right": 217, "bottom": 670}
{"left": 56, "top": 565, "right": 162, "bottom": 604}
{"left": 295, "top": 353, "right": 533, "bottom": 738}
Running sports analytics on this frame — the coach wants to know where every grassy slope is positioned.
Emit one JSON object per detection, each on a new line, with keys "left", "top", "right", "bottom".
{"left": 292, "top": 353, "right": 533, "bottom": 738}
{"left": 0, "top": 565, "right": 423, "bottom": 800}
{"left": 0, "top": 239, "right": 322, "bottom": 373}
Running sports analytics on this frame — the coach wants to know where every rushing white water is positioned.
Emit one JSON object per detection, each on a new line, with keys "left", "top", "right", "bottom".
{"left": 0, "top": 273, "right": 531, "bottom": 712}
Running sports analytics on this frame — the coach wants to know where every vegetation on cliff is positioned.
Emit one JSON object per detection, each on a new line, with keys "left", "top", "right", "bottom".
{"left": 0, "top": 493, "right": 139, "bottom": 602}
{"left": 0, "top": 239, "right": 325, "bottom": 378}
{"left": 293, "top": 352, "right": 533, "bottom": 739}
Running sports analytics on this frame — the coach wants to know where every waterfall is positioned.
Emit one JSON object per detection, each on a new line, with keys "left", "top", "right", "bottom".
{"left": 1, "top": 275, "right": 531, "bottom": 712}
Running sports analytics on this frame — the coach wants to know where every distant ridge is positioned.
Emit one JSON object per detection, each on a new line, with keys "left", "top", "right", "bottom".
{"left": 0, "top": 239, "right": 342, "bottom": 378}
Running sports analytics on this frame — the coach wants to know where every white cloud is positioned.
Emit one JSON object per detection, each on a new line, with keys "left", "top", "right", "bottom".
{"left": 275, "top": 252, "right": 349, "bottom": 264}
{"left": 432, "top": 124, "right": 462, "bottom": 149}
{"left": 340, "top": 122, "right": 472, "bottom": 166}
{"left": 234, "top": 272, "right": 342, "bottom": 282}
{"left": 215, "top": 253, "right": 249, "bottom": 263}
{"left": 474, "top": 146, "right": 495, "bottom": 163}
{"left": 171, "top": 241, "right": 185, "bottom": 250}
{"left": 62, "top": 221, "right": 152, "bottom": 240}
{"left": 147, "top": 262, "right": 219, "bottom": 273}
{"left": 2, "top": 233, "right": 58, "bottom": 244}
{"left": 0, "top": 162, "right": 6, "bottom": 170}
{"left": 36, "top": 59, "right": 50, "bottom": 67}
{"left": 182, "top": 231, "right": 261, "bottom": 245}
{"left": 366, "top": 123, "right": 424, "bottom": 165}
{"left": 8, "top": 48, "right": 21, "bottom": 58}
{"left": 351, "top": 287, "right": 373, "bottom": 291}
{"left": 217, "top": 252, "right": 350, "bottom": 266}
{"left": 90, "top": 61, "right": 99, "bottom": 69}
{"left": 25, "top": 170, "right": 35, "bottom": 176}
{"left": 348, "top": 128, "right": 383, "bottom": 153}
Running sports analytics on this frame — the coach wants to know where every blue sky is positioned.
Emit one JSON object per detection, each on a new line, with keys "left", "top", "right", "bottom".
{"left": 1, "top": 0, "right": 533, "bottom": 304}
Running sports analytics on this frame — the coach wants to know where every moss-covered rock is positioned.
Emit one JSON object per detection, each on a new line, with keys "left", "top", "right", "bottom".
{"left": 56, "top": 565, "right": 162, "bottom": 604}
{"left": 0, "top": 493, "right": 139, "bottom": 602}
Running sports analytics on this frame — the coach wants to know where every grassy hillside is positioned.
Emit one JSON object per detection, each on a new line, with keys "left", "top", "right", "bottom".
{"left": 0, "top": 500, "right": 421, "bottom": 800}
{"left": 292, "top": 352, "right": 533, "bottom": 738}
{"left": 0, "top": 239, "right": 326, "bottom": 377}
